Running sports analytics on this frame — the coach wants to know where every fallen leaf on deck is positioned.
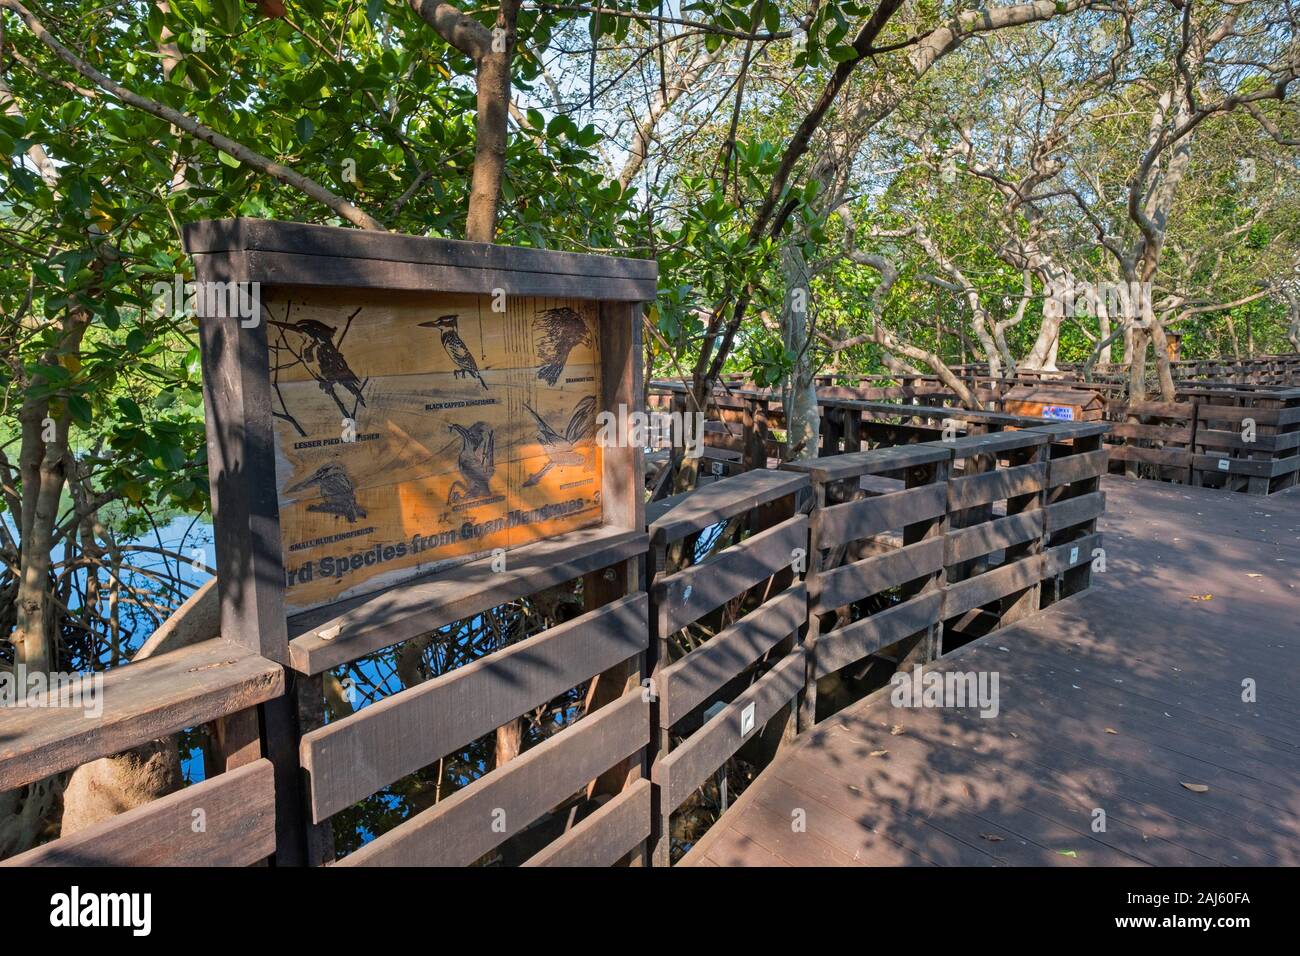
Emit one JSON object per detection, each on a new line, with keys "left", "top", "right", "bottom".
{"left": 980, "top": 833, "right": 1004, "bottom": 842}
{"left": 1180, "top": 782, "right": 1209, "bottom": 793}
{"left": 1057, "top": 850, "right": 1078, "bottom": 858}
{"left": 890, "top": 724, "right": 905, "bottom": 736}
{"left": 1188, "top": 594, "right": 1213, "bottom": 601}
{"left": 1246, "top": 573, "right": 1263, "bottom": 578}
{"left": 869, "top": 749, "right": 888, "bottom": 758}
{"left": 1105, "top": 727, "right": 1119, "bottom": 734}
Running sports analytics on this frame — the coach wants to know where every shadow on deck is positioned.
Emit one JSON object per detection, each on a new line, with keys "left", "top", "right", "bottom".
{"left": 685, "top": 475, "right": 1300, "bottom": 866}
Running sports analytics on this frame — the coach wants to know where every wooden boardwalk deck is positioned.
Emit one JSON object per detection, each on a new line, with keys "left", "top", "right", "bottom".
{"left": 684, "top": 475, "right": 1300, "bottom": 866}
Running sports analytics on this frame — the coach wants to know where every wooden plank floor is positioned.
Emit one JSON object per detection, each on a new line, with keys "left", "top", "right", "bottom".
{"left": 684, "top": 475, "right": 1300, "bottom": 866}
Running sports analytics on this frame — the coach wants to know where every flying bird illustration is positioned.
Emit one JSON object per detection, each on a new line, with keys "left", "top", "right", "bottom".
{"left": 522, "top": 395, "right": 598, "bottom": 487}
{"left": 285, "top": 464, "right": 367, "bottom": 523}
{"left": 448, "top": 421, "right": 495, "bottom": 503}
{"left": 269, "top": 316, "right": 368, "bottom": 418}
{"left": 533, "top": 307, "right": 592, "bottom": 386}
{"left": 421, "top": 314, "right": 488, "bottom": 390}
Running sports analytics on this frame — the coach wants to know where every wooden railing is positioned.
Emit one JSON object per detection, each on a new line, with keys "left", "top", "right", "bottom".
{"left": 0, "top": 637, "right": 282, "bottom": 866}
{"left": 649, "top": 377, "right": 1299, "bottom": 497}
{"left": 646, "top": 470, "right": 808, "bottom": 864}
{"left": 298, "top": 528, "right": 650, "bottom": 867}
{"left": 1, "top": 411, "right": 1111, "bottom": 868}
{"left": 1186, "top": 387, "right": 1300, "bottom": 494}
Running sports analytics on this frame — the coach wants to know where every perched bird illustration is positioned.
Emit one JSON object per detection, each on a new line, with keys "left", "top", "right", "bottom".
{"left": 420, "top": 314, "right": 488, "bottom": 390}
{"left": 533, "top": 307, "right": 592, "bottom": 386}
{"left": 448, "top": 421, "right": 495, "bottom": 503}
{"left": 269, "top": 316, "right": 367, "bottom": 416}
{"left": 285, "top": 464, "right": 367, "bottom": 523}
{"left": 522, "top": 395, "right": 597, "bottom": 487}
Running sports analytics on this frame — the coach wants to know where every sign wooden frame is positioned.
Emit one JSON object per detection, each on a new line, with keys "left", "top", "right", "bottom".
{"left": 184, "top": 219, "right": 656, "bottom": 669}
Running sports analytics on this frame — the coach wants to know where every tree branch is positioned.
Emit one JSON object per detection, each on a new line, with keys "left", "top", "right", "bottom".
{"left": 1, "top": 0, "right": 386, "bottom": 230}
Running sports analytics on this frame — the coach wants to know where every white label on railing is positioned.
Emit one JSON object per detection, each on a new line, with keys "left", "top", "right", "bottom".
{"left": 740, "top": 701, "right": 756, "bottom": 737}
{"left": 1218, "top": 458, "right": 1230, "bottom": 472}
{"left": 1069, "top": 546, "right": 1079, "bottom": 565}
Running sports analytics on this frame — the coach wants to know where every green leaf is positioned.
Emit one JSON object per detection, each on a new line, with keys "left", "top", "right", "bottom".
{"left": 68, "top": 395, "right": 93, "bottom": 425}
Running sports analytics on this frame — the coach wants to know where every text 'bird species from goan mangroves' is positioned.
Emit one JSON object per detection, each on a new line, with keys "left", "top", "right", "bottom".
{"left": 421, "top": 314, "right": 488, "bottom": 390}
{"left": 533, "top": 307, "right": 592, "bottom": 386}
{"left": 269, "top": 317, "right": 368, "bottom": 413}
{"left": 448, "top": 422, "right": 495, "bottom": 503}
{"left": 285, "top": 464, "right": 368, "bottom": 523}
{"left": 523, "top": 395, "right": 597, "bottom": 487}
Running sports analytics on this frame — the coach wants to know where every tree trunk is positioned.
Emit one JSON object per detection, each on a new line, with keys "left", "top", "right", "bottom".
{"left": 1022, "top": 276, "right": 1067, "bottom": 372}
{"left": 464, "top": 1, "right": 520, "bottom": 242}
{"left": 780, "top": 244, "right": 820, "bottom": 461}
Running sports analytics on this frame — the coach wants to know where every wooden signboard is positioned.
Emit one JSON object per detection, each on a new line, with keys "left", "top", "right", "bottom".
{"left": 184, "top": 219, "right": 656, "bottom": 665}
{"left": 1003, "top": 385, "right": 1105, "bottom": 423}
{"left": 268, "top": 289, "right": 604, "bottom": 613}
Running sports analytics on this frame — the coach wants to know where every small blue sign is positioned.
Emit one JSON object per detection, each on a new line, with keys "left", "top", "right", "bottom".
{"left": 1042, "top": 405, "right": 1075, "bottom": 421}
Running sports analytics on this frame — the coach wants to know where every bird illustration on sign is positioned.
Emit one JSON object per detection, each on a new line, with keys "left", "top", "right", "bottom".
{"left": 286, "top": 463, "right": 368, "bottom": 522}
{"left": 523, "top": 395, "right": 597, "bottom": 487}
{"left": 268, "top": 305, "right": 368, "bottom": 436}
{"left": 421, "top": 314, "right": 489, "bottom": 390}
{"left": 533, "top": 307, "right": 592, "bottom": 386}
{"left": 448, "top": 421, "right": 496, "bottom": 503}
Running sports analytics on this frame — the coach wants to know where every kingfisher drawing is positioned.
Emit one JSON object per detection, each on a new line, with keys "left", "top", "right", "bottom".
{"left": 269, "top": 315, "right": 366, "bottom": 407}
{"left": 533, "top": 307, "right": 592, "bottom": 386}
{"left": 421, "top": 314, "right": 488, "bottom": 390}
{"left": 522, "top": 395, "right": 597, "bottom": 487}
{"left": 448, "top": 421, "right": 495, "bottom": 503}
{"left": 285, "top": 464, "right": 368, "bottom": 523}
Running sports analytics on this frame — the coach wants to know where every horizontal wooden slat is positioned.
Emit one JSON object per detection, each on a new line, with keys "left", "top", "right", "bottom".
{"left": 1, "top": 759, "right": 275, "bottom": 867}
{"left": 0, "top": 638, "right": 282, "bottom": 793}
{"left": 780, "top": 443, "right": 951, "bottom": 482}
{"left": 1043, "top": 492, "right": 1106, "bottom": 533}
{"left": 815, "top": 483, "right": 946, "bottom": 549}
{"left": 653, "top": 651, "right": 804, "bottom": 813}
{"left": 654, "top": 515, "right": 807, "bottom": 634}
{"left": 1047, "top": 449, "right": 1109, "bottom": 486}
{"left": 1106, "top": 444, "right": 1189, "bottom": 466}
{"left": 1106, "top": 422, "right": 1193, "bottom": 443}
{"left": 520, "top": 778, "right": 651, "bottom": 867}
{"left": 1045, "top": 533, "right": 1103, "bottom": 575}
{"left": 1116, "top": 400, "right": 1192, "bottom": 419}
{"left": 301, "top": 593, "right": 647, "bottom": 822}
{"left": 186, "top": 219, "right": 658, "bottom": 280}
{"left": 814, "top": 538, "right": 944, "bottom": 612}
{"left": 945, "top": 510, "right": 1043, "bottom": 566}
{"left": 814, "top": 591, "right": 942, "bottom": 678}
{"left": 1191, "top": 454, "right": 1284, "bottom": 478}
{"left": 660, "top": 585, "right": 805, "bottom": 727}
{"left": 339, "top": 689, "right": 649, "bottom": 866}
{"left": 947, "top": 431, "right": 1049, "bottom": 458}
{"left": 289, "top": 526, "right": 647, "bottom": 674}
{"left": 948, "top": 462, "right": 1046, "bottom": 510}
{"left": 1033, "top": 420, "right": 1110, "bottom": 441}
{"left": 942, "top": 555, "right": 1046, "bottom": 619}
{"left": 198, "top": 249, "right": 659, "bottom": 300}
{"left": 649, "top": 469, "right": 809, "bottom": 545}
{"left": 1195, "top": 428, "right": 1300, "bottom": 452}
{"left": 1197, "top": 404, "right": 1293, "bottom": 426}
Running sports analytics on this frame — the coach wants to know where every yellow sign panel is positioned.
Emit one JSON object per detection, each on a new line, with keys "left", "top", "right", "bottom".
{"left": 265, "top": 289, "right": 603, "bottom": 613}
